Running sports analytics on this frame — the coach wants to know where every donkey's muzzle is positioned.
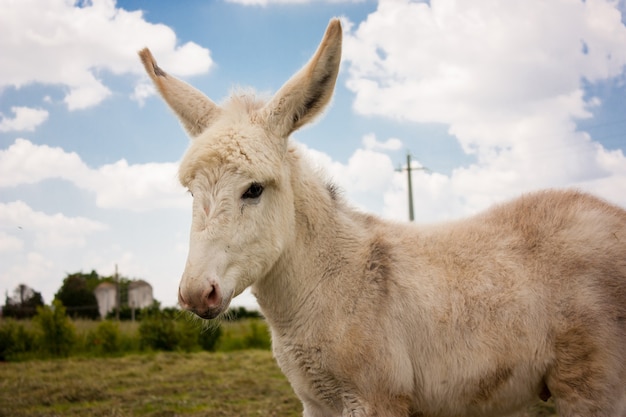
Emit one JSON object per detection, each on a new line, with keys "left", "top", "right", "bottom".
{"left": 178, "top": 282, "right": 226, "bottom": 319}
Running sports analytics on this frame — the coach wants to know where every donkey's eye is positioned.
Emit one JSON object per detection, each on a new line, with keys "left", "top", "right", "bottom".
{"left": 242, "top": 183, "right": 264, "bottom": 200}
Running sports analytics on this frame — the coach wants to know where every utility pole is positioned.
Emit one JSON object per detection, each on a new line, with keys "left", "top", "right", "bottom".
{"left": 396, "top": 152, "right": 428, "bottom": 222}
{"left": 406, "top": 152, "right": 415, "bottom": 222}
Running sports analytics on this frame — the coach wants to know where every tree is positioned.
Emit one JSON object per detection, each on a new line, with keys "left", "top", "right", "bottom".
{"left": 55, "top": 272, "right": 99, "bottom": 319}
{"left": 2, "top": 284, "right": 44, "bottom": 319}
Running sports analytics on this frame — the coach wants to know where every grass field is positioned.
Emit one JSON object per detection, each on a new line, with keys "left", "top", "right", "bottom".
{"left": 0, "top": 348, "right": 559, "bottom": 417}
{"left": 0, "top": 350, "right": 301, "bottom": 417}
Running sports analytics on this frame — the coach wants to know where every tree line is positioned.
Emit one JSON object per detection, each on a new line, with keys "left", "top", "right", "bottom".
{"left": 3, "top": 271, "right": 108, "bottom": 319}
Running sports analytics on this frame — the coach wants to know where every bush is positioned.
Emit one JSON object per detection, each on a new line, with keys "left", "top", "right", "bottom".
{"left": 198, "top": 324, "right": 222, "bottom": 351}
{"left": 175, "top": 317, "right": 202, "bottom": 352}
{"left": 0, "top": 319, "right": 36, "bottom": 361}
{"left": 33, "top": 300, "right": 76, "bottom": 357}
{"left": 245, "top": 320, "right": 271, "bottom": 350}
{"left": 89, "top": 320, "right": 123, "bottom": 355}
{"left": 217, "top": 319, "right": 271, "bottom": 352}
{"left": 139, "top": 315, "right": 177, "bottom": 351}
{"left": 139, "top": 312, "right": 223, "bottom": 352}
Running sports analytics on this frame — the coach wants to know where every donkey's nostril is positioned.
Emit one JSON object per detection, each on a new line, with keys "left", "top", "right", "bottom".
{"left": 203, "top": 284, "right": 222, "bottom": 309}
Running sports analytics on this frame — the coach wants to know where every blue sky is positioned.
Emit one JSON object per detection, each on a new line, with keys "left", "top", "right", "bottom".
{"left": 1, "top": 0, "right": 625, "bottom": 309}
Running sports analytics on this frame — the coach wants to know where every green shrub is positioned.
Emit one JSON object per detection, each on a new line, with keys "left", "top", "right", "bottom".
{"left": 139, "top": 315, "right": 177, "bottom": 351}
{"left": 139, "top": 313, "right": 223, "bottom": 352}
{"left": 175, "top": 317, "right": 201, "bottom": 352}
{"left": 217, "top": 319, "right": 271, "bottom": 352}
{"left": 245, "top": 320, "right": 271, "bottom": 350}
{"left": 198, "top": 324, "right": 222, "bottom": 351}
{"left": 0, "top": 319, "right": 36, "bottom": 360}
{"left": 90, "top": 320, "right": 122, "bottom": 355}
{"left": 33, "top": 300, "right": 76, "bottom": 357}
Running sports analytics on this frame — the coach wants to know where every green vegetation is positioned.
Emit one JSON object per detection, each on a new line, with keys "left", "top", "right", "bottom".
{"left": 1, "top": 283, "right": 44, "bottom": 319}
{"left": 55, "top": 271, "right": 100, "bottom": 319}
{"left": 0, "top": 307, "right": 269, "bottom": 361}
{"left": 33, "top": 300, "right": 77, "bottom": 357}
{"left": 0, "top": 350, "right": 302, "bottom": 417}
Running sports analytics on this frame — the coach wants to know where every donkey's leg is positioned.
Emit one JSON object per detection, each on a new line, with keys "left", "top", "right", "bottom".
{"left": 339, "top": 393, "right": 412, "bottom": 417}
{"left": 546, "top": 322, "right": 626, "bottom": 417}
{"left": 552, "top": 393, "right": 626, "bottom": 417}
{"left": 303, "top": 400, "right": 340, "bottom": 417}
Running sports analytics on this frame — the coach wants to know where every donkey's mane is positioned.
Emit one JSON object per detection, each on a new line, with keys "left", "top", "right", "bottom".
{"left": 177, "top": 90, "right": 276, "bottom": 187}
{"left": 223, "top": 90, "right": 267, "bottom": 116}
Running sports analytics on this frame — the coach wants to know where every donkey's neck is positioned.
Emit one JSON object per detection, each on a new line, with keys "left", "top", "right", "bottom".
{"left": 253, "top": 146, "right": 374, "bottom": 329}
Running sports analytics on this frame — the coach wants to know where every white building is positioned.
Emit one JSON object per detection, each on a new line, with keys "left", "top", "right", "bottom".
{"left": 93, "top": 282, "right": 117, "bottom": 319}
{"left": 128, "top": 280, "right": 153, "bottom": 309}
{"left": 93, "top": 279, "right": 154, "bottom": 319}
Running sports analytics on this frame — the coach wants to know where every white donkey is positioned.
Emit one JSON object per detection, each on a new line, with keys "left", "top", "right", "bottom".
{"left": 139, "top": 19, "right": 626, "bottom": 417}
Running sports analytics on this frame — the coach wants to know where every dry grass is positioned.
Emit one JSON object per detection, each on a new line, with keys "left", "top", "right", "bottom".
{"left": 0, "top": 350, "right": 300, "bottom": 417}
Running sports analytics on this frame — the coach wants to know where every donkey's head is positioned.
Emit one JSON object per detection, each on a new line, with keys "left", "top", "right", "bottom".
{"left": 139, "top": 20, "right": 342, "bottom": 319}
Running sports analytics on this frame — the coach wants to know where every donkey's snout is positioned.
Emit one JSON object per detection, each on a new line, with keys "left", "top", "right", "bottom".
{"left": 178, "top": 280, "right": 225, "bottom": 320}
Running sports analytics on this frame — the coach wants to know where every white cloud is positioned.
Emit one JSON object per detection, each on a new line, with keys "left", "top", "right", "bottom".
{"left": 344, "top": 0, "right": 626, "bottom": 129}
{"left": 131, "top": 82, "right": 156, "bottom": 106}
{"left": 63, "top": 76, "right": 113, "bottom": 111}
{"left": 0, "top": 139, "right": 88, "bottom": 187}
{"left": 90, "top": 159, "right": 183, "bottom": 211}
{"left": 0, "top": 139, "right": 186, "bottom": 212}
{"left": 0, "top": 139, "right": 89, "bottom": 187}
{"left": 0, "top": 106, "right": 49, "bottom": 132}
{"left": 341, "top": 0, "right": 626, "bottom": 221}
{"left": 0, "top": 201, "right": 107, "bottom": 249}
{"left": 0, "top": 232, "right": 24, "bottom": 252}
{"left": 362, "top": 133, "right": 403, "bottom": 151}
{"left": 300, "top": 134, "right": 398, "bottom": 213}
{"left": 227, "top": 0, "right": 362, "bottom": 5}
{"left": 0, "top": 0, "right": 213, "bottom": 110}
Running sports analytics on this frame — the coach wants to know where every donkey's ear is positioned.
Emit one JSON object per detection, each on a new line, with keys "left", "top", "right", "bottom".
{"left": 263, "top": 19, "right": 342, "bottom": 138}
{"left": 139, "top": 48, "right": 221, "bottom": 138}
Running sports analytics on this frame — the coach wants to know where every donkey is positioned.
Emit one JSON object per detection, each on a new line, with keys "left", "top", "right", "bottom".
{"left": 139, "top": 19, "right": 626, "bottom": 417}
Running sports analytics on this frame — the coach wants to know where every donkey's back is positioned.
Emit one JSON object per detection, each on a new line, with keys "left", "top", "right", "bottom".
{"left": 387, "top": 189, "right": 626, "bottom": 416}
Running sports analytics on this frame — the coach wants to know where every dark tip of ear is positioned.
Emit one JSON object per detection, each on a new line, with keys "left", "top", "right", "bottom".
{"left": 138, "top": 48, "right": 167, "bottom": 78}
{"left": 152, "top": 63, "right": 167, "bottom": 78}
